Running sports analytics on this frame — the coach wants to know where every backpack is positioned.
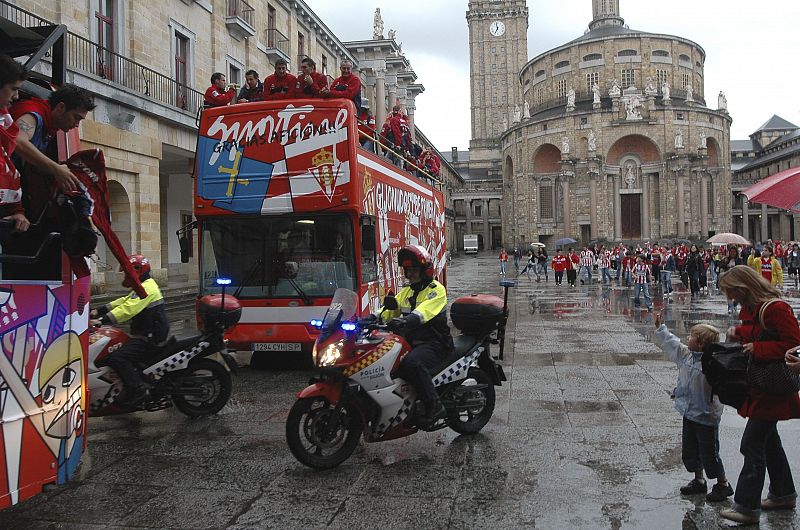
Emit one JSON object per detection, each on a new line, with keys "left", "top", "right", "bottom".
{"left": 701, "top": 342, "right": 748, "bottom": 408}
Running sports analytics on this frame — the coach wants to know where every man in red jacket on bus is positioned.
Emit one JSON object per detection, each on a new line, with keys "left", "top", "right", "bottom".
{"left": 204, "top": 72, "right": 235, "bottom": 107}
{"left": 262, "top": 59, "right": 296, "bottom": 101}
{"left": 322, "top": 60, "right": 361, "bottom": 110}
{"left": 291, "top": 57, "right": 328, "bottom": 99}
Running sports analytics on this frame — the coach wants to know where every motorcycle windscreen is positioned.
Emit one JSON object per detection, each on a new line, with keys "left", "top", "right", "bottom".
{"left": 321, "top": 288, "right": 358, "bottom": 331}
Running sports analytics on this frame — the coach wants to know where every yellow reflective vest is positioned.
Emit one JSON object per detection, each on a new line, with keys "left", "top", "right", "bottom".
{"left": 101, "top": 278, "right": 169, "bottom": 342}
{"left": 381, "top": 279, "right": 452, "bottom": 349}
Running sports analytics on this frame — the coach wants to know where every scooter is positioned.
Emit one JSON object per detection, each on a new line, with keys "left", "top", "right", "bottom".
{"left": 286, "top": 280, "right": 513, "bottom": 469}
{"left": 88, "top": 281, "right": 242, "bottom": 417}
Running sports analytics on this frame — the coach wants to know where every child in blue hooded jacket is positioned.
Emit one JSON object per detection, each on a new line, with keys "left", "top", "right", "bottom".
{"left": 653, "top": 313, "right": 733, "bottom": 502}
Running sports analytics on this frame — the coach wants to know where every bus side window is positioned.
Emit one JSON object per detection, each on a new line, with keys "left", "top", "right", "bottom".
{"left": 360, "top": 216, "right": 377, "bottom": 283}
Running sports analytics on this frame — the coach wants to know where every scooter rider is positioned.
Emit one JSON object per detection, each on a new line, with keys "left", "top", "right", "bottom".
{"left": 381, "top": 245, "right": 453, "bottom": 427}
{"left": 90, "top": 255, "right": 169, "bottom": 403}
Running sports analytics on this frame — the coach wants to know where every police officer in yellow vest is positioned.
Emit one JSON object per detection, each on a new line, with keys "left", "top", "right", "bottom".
{"left": 90, "top": 255, "right": 169, "bottom": 403}
{"left": 381, "top": 245, "right": 453, "bottom": 427}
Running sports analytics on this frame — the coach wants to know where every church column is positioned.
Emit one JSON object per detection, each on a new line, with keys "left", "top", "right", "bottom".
{"left": 613, "top": 174, "right": 621, "bottom": 240}
{"left": 589, "top": 173, "right": 598, "bottom": 239}
{"left": 700, "top": 174, "right": 709, "bottom": 237}
{"left": 676, "top": 172, "right": 685, "bottom": 237}
{"left": 742, "top": 194, "right": 749, "bottom": 240}
{"left": 407, "top": 101, "right": 416, "bottom": 139}
{"left": 562, "top": 176, "right": 571, "bottom": 236}
{"left": 761, "top": 203, "right": 769, "bottom": 240}
{"left": 375, "top": 67, "right": 387, "bottom": 132}
{"left": 641, "top": 174, "right": 650, "bottom": 239}
{"left": 388, "top": 83, "right": 397, "bottom": 111}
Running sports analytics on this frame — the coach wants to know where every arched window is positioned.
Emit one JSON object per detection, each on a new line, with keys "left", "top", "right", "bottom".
{"left": 652, "top": 50, "right": 670, "bottom": 57}
{"left": 617, "top": 49, "right": 638, "bottom": 57}
{"left": 535, "top": 69, "right": 545, "bottom": 78}
{"left": 555, "top": 60, "right": 570, "bottom": 69}
{"left": 679, "top": 54, "right": 690, "bottom": 61}
{"left": 582, "top": 53, "right": 602, "bottom": 62}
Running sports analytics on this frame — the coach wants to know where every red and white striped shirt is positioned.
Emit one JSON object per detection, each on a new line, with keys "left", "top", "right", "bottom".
{"left": 633, "top": 263, "right": 650, "bottom": 284}
{"left": 599, "top": 252, "right": 611, "bottom": 269}
{"left": 580, "top": 250, "right": 594, "bottom": 267}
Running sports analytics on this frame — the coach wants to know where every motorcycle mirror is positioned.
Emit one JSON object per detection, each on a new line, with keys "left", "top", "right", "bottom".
{"left": 179, "top": 235, "right": 190, "bottom": 263}
{"left": 383, "top": 294, "right": 398, "bottom": 310}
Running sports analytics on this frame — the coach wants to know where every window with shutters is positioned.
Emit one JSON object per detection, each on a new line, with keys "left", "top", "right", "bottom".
{"left": 539, "top": 184, "right": 553, "bottom": 219}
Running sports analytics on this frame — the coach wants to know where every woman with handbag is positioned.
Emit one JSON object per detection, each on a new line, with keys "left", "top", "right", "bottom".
{"left": 718, "top": 265, "right": 800, "bottom": 524}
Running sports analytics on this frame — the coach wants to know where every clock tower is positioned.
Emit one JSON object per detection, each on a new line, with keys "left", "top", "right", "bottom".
{"left": 466, "top": 0, "right": 528, "bottom": 169}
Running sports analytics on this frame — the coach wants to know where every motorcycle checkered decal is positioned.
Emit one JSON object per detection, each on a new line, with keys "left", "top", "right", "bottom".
{"left": 144, "top": 341, "right": 211, "bottom": 377}
{"left": 372, "top": 397, "right": 414, "bottom": 437}
{"left": 432, "top": 348, "right": 482, "bottom": 387}
{"left": 343, "top": 339, "right": 395, "bottom": 377}
{"left": 90, "top": 384, "right": 121, "bottom": 412}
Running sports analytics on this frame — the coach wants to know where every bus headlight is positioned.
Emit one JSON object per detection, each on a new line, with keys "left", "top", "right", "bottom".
{"left": 318, "top": 340, "right": 344, "bottom": 367}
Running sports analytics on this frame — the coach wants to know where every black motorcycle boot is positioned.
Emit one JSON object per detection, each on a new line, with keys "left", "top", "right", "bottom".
{"left": 417, "top": 398, "right": 446, "bottom": 428}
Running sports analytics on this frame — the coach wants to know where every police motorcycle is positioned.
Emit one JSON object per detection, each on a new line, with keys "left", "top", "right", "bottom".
{"left": 88, "top": 278, "right": 241, "bottom": 417}
{"left": 286, "top": 281, "right": 514, "bottom": 469}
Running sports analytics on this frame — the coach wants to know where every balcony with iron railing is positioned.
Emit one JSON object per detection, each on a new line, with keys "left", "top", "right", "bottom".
{"left": 259, "top": 28, "right": 289, "bottom": 64}
{"left": 1, "top": 0, "right": 203, "bottom": 123}
{"left": 226, "top": 0, "right": 255, "bottom": 40}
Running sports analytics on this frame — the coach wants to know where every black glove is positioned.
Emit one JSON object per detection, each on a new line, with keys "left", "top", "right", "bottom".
{"left": 359, "top": 314, "right": 378, "bottom": 326}
{"left": 388, "top": 317, "right": 407, "bottom": 332}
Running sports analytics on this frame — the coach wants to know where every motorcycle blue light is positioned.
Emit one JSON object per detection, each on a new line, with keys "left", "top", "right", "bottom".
{"left": 216, "top": 277, "right": 232, "bottom": 286}
{"left": 310, "top": 319, "right": 323, "bottom": 328}
{"left": 341, "top": 322, "right": 357, "bottom": 332}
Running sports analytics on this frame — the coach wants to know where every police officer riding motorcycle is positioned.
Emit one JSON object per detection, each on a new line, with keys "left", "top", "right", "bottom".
{"left": 381, "top": 245, "right": 453, "bottom": 428}
{"left": 90, "top": 254, "right": 169, "bottom": 403}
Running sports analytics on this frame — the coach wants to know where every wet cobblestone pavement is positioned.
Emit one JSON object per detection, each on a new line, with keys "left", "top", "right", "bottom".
{"left": 4, "top": 252, "right": 800, "bottom": 528}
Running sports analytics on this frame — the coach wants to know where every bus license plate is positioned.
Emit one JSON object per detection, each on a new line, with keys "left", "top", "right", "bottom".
{"left": 252, "top": 342, "right": 302, "bottom": 352}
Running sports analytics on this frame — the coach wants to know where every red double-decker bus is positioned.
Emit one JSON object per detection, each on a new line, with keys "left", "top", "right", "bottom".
{"left": 193, "top": 99, "right": 447, "bottom": 360}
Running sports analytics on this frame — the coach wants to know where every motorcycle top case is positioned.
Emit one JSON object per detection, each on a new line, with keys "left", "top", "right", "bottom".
{"left": 450, "top": 294, "right": 504, "bottom": 335}
{"left": 198, "top": 294, "right": 242, "bottom": 329}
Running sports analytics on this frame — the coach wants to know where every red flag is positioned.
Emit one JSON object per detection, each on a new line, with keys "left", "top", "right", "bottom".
{"left": 65, "top": 149, "right": 147, "bottom": 299}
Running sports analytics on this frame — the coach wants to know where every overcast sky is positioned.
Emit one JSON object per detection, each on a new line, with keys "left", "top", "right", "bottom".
{"left": 307, "top": 0, "right": 800, "bottom": 152}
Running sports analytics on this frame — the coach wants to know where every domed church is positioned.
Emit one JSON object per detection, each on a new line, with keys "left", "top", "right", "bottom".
{"left": 465, "top": 0, "right": 732, "bottom": 247}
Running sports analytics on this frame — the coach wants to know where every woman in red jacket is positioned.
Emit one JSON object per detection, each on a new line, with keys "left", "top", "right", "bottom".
{"left": 718, "top": 265, "right": 800, "bottom": 524}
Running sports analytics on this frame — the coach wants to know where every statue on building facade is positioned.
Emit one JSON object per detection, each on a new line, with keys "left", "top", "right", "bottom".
{"left": 388, "top": 29, "right": 396, "bottom": 40}
{"left": 675, "top": 129, "right": 684, "bottom": 149}
{"left": 373, "top": 8, "right": 384, "bottom": 39}
{"left": 587, "top": 130, "right": 597, "bottom": 152}
{"left": 523, "top": 100, "right": 530, "bottom": 119}
{"left": 685, "top": 84, "right": 694, "bottom": 102}
{"left": 699, "top": 128, "right": 707, "bottom": 149}
{"left": 513, "top": 104, "right": 521, "bottom": 123}
{"left": 566, "top": 87, "right": 576, "bottom": 109}
{"left": 608, "top": 79, "right": 621, "bottom": 97}
{"left": 662, "top": 81, "right": 671, "bottom": 101}
{"left": 592, "top": 82, "right": 601, "bottom": 104}
{"left": 624, "top": 161, "right": 637, "bottom": 189}
{"left": 562, "top": 136, "right": 570, "bottom": 154}
{"left": 718, "top": 91, "right": 728, "bottom": 111}
{"left": 644, "top": 77, "right": 658, "bottom": 96}
{"left": 623, "top": 94, "right": 643, "bottom": 120}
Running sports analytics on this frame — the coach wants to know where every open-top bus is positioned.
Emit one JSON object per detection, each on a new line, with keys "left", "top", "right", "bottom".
{"left": 193, "top": 99, "right": 447, "bottom": 360}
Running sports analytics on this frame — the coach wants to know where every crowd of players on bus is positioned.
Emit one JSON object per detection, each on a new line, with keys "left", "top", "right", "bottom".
{"left": 202, "top": 57, "right": 441, "bottom": 183}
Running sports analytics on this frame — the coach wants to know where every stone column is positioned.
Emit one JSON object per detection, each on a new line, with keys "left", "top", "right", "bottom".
{"left": 700, "top": 174, "right": 709, "bottom": 237}
{"left": 589, "top": 174, "right": 598, "bottom": 239}
{"left": 562, "top": 177, "right": 571, "bottom": 236}
{"left": 387, "top": 83, "right": 397, "bottom": 111}
{"left": 375, "top": 68, "right": 387, "bottom": 133}
{"left": 641, "top": 174, "right": 650, "bottom": 239}
{"left": 676, "top": 172, "right": 685, "bottom": 237}
{"left": 742, "top": 194, "right": 749, "bottom": 240}
{"left": 406, "top": 102, "right": 416, "bottom": 139}
{"left": 761, "top": 203, "right": 768, "bottom": 240}
{"left": 613, "top": 175, "right": 622, "bottom": 240}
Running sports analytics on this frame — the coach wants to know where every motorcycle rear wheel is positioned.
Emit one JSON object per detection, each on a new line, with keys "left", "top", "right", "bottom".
{"left": 171, "top": 358, "right": 232, "bottom": 417}
{"left": 286, "top": 397, "right": 363, "bottom": 469}
{"left": 445, "top": 367, "right": 495, "bottom": 434}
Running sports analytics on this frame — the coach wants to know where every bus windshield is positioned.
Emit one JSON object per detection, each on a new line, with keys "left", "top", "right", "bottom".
{"left": 199, "top": 214, "right": 356, "bottom": 299}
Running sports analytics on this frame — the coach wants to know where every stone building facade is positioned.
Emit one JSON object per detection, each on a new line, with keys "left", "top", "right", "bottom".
{"left": 731, "top": 116, "right": 800, "bottom": 241}
{"left": 461, "top": 0, "right": 733, "bottom": 249}
{"left": 7, "top": 0, "right": 458, "bottom": 290}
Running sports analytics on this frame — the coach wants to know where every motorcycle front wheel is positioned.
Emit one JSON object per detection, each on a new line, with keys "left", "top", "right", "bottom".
{"left": 445, "top": 367, "right": 496, "bottom": 434}
{"left": 171, "top": 358, "right": 232, "bottom": 417}
{"left": 286, "top": 397, "right": 363, "bottom": 469}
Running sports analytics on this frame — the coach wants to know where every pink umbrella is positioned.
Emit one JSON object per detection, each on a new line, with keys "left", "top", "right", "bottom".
{"left": 742, "top": 166, "right": 800, "bottom": 212}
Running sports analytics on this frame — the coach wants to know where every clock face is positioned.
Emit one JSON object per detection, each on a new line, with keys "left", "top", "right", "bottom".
{"left": 489, "top": 20, "right": 506, "bottom": 37}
